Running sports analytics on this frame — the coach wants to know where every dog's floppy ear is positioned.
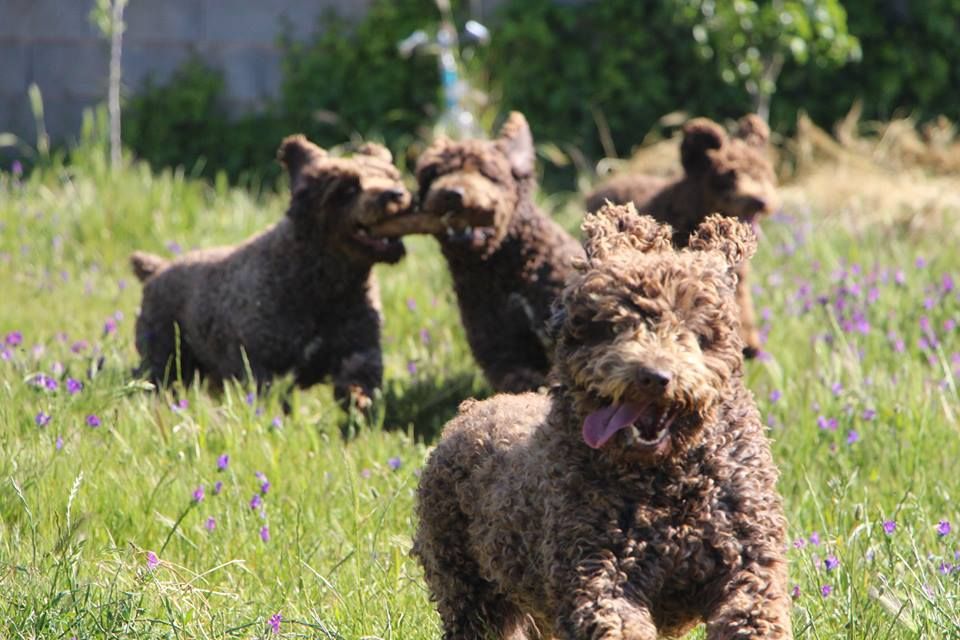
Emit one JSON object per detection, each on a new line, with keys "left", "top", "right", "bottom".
{"left": 581, "top": 202, "right": 673, "bottom": 261}
{"left": 356, "top": 141, "right": 393, "bottom": 163}
{"left": 680, "top": 118, "right": 725, "bottom": 175}
{"left": 497, "top": 111, "right": 535, "bottom": 178}
{"left": 735, "top": 113, "right": 769, "bottom": 148}
{"left": 688, "top": 213, "right": 757, "bottom": 268}
{"left": 277, "top": 134, "right": 327, "bottom": 181}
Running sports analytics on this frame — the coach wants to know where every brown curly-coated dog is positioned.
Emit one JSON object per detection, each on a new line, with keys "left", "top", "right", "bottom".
{"left": 586, "top": 115, "right": 779, "bottom": 358}
{"left": 130, "top": 135, "right": 411, "bottom": 409}
{"left": 373, "top": 112, "right": 584, "bottom": 393}
{"left": 413, "top": 204, "right": 791, "bottom": 640}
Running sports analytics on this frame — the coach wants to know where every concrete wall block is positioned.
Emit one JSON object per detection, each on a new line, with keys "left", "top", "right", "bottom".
{"left": 31, "top": 41, "right": 108, "bottom": 100}
{"left": 203, "top": 0, "right": 369, "bottom": 45}
{"left": 123, "top": 43, "right": 196, "bottom": 92}
{"left": 0, "top": 0, "right": 33, "bottom": 39}
{"left": 0, "top": 43, "right": 30, "bottom": 97}
{"left": 25, "top": 0, "right": 100, "bottom": 40}
{"left": 38, "top": 95, "right": 99, "bottom": 141}
{"left": 210, "top": 47, "right": 282, "bottom": 106}
{"left": 125, "top": 0, "right": 203, "bottom": 43}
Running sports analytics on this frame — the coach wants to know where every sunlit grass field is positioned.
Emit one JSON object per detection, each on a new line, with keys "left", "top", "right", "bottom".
{"left": 0, "top": 140, "right": 958, "bottom": 639}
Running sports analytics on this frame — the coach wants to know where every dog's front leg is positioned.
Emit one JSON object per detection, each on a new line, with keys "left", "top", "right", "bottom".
{"left": 552, "top": 552, "right": 658, "bottom": 640}
{"left": 705, "top": 563, "right": 792, "bottom": 640}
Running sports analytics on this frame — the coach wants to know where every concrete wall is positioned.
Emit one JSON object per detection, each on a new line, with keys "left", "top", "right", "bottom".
{"left": 0, "top": 0, "right": 506, "bottom": 146}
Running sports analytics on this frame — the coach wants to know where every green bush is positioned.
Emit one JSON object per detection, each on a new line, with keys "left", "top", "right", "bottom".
{"left": 124, "top": 58, "right": 285, "bottom": 185}
{"left": 121, "top": 0, "right": 960, "bottom": 185}
{"left": 774, "top": 0, "right": 960, "bottom": 129}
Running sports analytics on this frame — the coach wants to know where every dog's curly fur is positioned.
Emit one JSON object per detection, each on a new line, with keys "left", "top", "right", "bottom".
{"left": 375, "top": 112, "right": 583, "bottom": 393}
{"left": 413, "top": 204, "right": 791, "bottom": 639}
{"left": 586, "top": 115, "right": 779, "bottom": 357}
{"left": 130, "top": 135, "right": 411, "bottom": 409}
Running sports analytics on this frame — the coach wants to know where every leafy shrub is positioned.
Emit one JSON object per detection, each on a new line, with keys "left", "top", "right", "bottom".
{"left": 121, "top": 0, "right": 960, "bottom": 184}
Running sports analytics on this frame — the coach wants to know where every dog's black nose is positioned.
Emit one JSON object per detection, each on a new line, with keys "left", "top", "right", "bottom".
{"left": 637, "top": 367, "right": 671, "bottom": 390}
{"left": 436, "top": 186, "right": 464, "bottom": 209}
{"left": 378, "top": 187, "right": 407, "bottom": 206}
{"left": 744, "top": 195, "right": 768, "bottom": 213}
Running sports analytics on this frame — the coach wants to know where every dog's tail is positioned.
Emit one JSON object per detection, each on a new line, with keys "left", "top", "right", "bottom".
{"left": 130, "top": 251, "right": 168, "bottom": 282}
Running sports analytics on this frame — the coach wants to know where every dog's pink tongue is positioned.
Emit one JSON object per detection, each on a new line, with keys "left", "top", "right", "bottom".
{"left": 583, "top": 402, "right": 645, "bottom": 449}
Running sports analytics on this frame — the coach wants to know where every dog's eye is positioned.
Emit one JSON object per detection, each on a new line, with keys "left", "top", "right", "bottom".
{"left": 575, "top": 319, "right": 616, "bottom": 344}
{"left": 339, "top": 181, "right": 360, "bottom": 199}
{"left": 696, "top": 332, "right": 712, "bottom": 350}
{"left": 711, "top": 170, "right": 736, "bottom": 191}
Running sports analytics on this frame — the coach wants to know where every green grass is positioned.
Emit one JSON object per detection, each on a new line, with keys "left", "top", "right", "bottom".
{"left": 0, "top": 146, "right": 958, "bottom": 639}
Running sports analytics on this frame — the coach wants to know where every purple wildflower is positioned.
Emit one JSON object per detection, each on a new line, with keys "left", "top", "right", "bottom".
{"left": 192, "top": 485, "right": 205, "bottom": 503}
{"left": 360, "top": 468, "right": 372, "bottom": 479}
{"left": 260, "top": 481, "right": 270, "bottom": 495}
{"left": 217, "top": 454, "right": 229, "bottom": 471}
{"left": 213, "top": 480, "right": 223, "bottom": 495}
{"left": 205, "top": 516, "right": 216, "bottom": 532}
{"left": 943, "top": 273, "right": 955, "bottom": 294}
{"left": 11, "top": 160, "right": 23, "bottom": 177}
{"left": 166, "top": 241, "right": 182, "bottom": 255}
{"left": 861, "top": 408, "right": 876, "bottom": 421}
{"left": 792, "top": 538, "right": 806, "bottom": 549}
{"left": 71, "top": 340, "right": 88, "bottom": 353}
{"left": 846, "top": 430, "right": 859, "bottom": 445}
{"left": 825, "top": 555, "right": 840, "bottom": 571}
{"left": 915, "top": 256, "right": 927, "bottom": 269}
{"left": 938, "top": 562, "right": 953, "bottom": 575}
{"left": 0, "top": 348, "right": 11, "bottom": 361}
{"left": 268, "top": 613, "right": 282, "bottom": 633}
{"left": 146, "top": 551, "right": 159, "bottom": 570}
{"left": 406, "top": 298, "right": 417, "bottom": 311}
{"left": 245, "top": 392, "right": 255, "bottom": 406}
{"left": 809, "top": 531, "right": 821, "bottom": 546}
{"left": 407, "top": 360, "right": 417, "bottom": 376}
{"left": 790, "top": 585, "right": 800, "bottom": 599}
{"left": 883, "top": 520, "right": 896, "bottom": 534}
{"left": 260, "top": 525, "right": 270, "bottom": 542}
{"left": 250, "top": 494, "right": 262, "bottom": 510}
{"left": 271, "top": 415, "right": 282, "bottom": 429}
{"left": 102, "top": 318, "right": 117, "bottom": 336}
{"left": 769, "top": 389, "right": 782, "bottom": 403}
{"left": 85, "top": 414, "right": 101, "bottom": 428}
{"left": 66, "top": 378, "right": 83, "bottom": 395}
{"left": 820, "top": 584, "right": 833, "bottom": 598}
{"left": 817, "top": 416, "right": 838, "bottom": 431}
{"left": 35, "top": 411, "right": 51, "bottom": 427}
{"left": 5, "top": 331, "right": 22, "bottom": 346}
{"left": 830, "top": 382, "right": 843, "bottom": 396}
{"left": 55, "top": 436, "right": 63, "bottom": 451}
{"left": 420, "top": 328, "right": 431, "bottom": 345}
{"left": 388, "top": 456, "right": 402, "bottom": 471}
{"left": 938, "top": 520, "right": 952, "bottom": 537}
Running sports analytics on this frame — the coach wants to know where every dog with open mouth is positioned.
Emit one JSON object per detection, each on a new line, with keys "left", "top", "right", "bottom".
{"left": 413, "top": 204, "right": 791, "bottom": 639}
{"left": 371, "top": 112, "right": 583, "bottom": 393}
{"left": 130, "top": 135, "right": 410, "bottom": 410}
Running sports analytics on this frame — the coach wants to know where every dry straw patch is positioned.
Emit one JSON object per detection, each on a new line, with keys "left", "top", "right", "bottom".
{"left": 603, "top": 107, "right": 960, "bottom": 240}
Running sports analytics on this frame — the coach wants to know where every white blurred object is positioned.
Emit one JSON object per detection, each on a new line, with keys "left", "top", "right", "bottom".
{"left": 397, "top": 1, "right": 489, "bottom": 139}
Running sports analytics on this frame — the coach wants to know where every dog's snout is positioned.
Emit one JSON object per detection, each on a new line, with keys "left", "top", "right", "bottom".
{"left": 378, "top": 187, "right": 407, "bottom": 206}
{"left": 637, "top": 367, "right": 672, "bottom": 390}
{"left": 744, "top": 195, "right": 768, "bottom": 213}
{"left": 437, "top": 186, "right": 465, "bottom": 209}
